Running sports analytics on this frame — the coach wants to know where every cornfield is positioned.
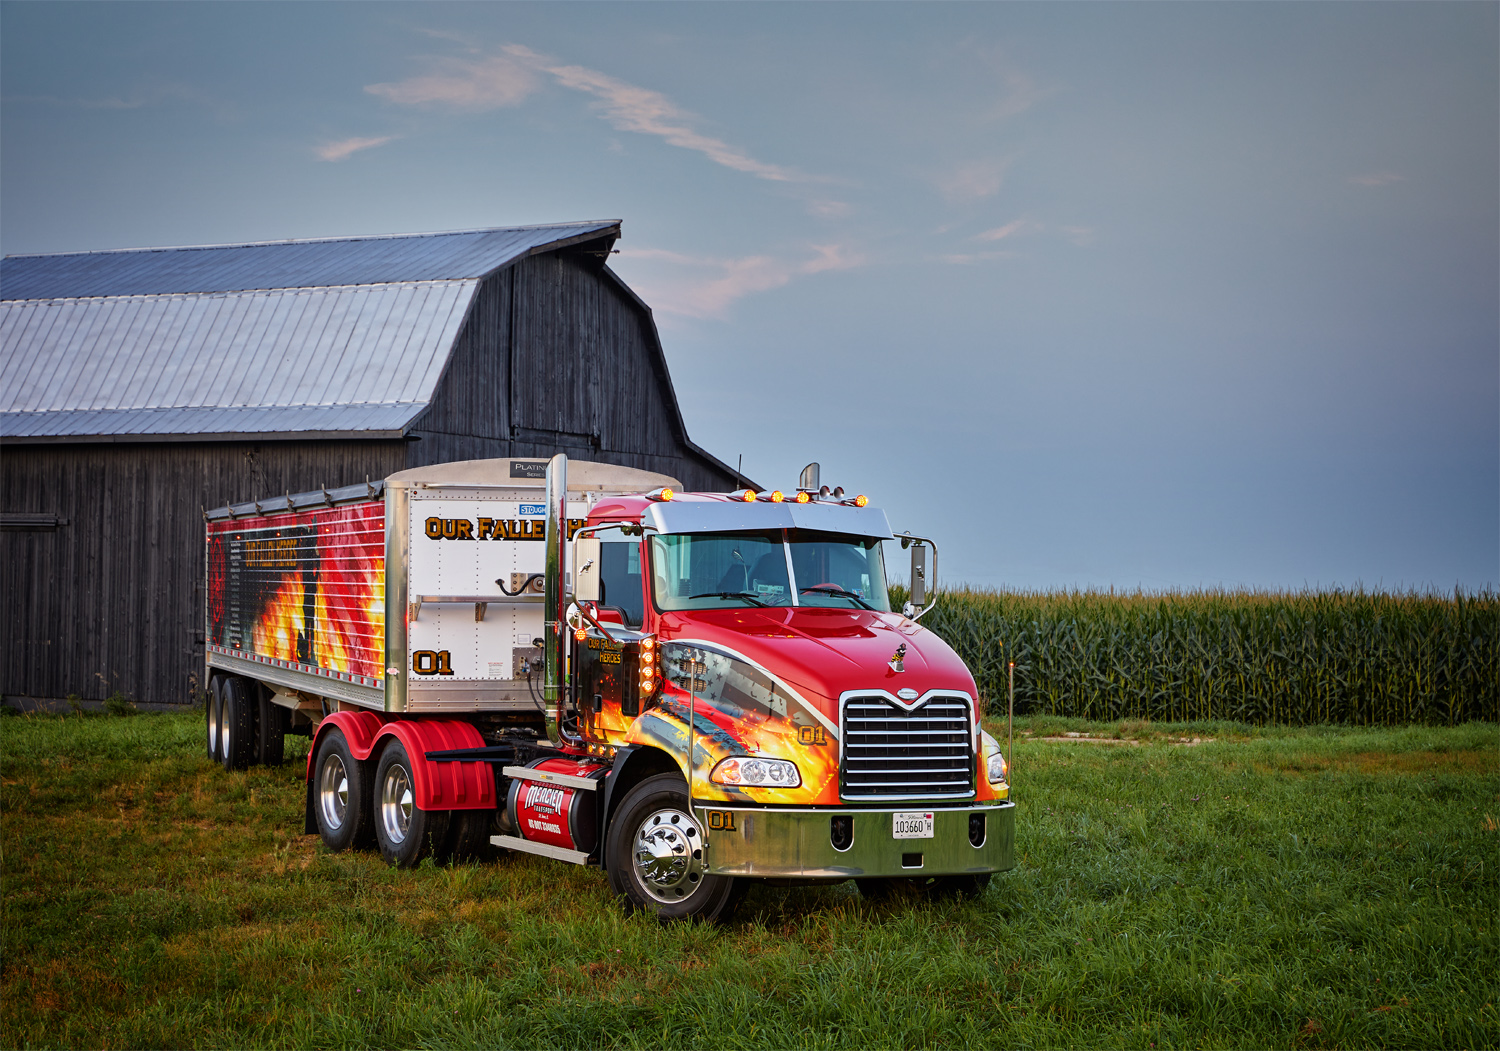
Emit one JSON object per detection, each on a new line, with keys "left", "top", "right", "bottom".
{"left": 891, "top": 586, "right": 1499, "bottom": 726}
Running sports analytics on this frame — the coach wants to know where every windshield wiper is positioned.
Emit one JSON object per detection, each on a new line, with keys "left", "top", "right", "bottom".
{"left": 799, "top": 585, "right": 874, "bottom": 609}
{"left": 688, "top": 590, "right": 769, "bottom": 606}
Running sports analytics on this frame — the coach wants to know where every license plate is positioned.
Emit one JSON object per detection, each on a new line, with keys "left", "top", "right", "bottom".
{"left": 892, "top": 812, "right": 934, "bottom": 839}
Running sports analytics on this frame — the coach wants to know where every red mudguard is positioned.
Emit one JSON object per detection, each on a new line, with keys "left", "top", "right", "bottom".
{"left": 307, "top": 712, "right": 495, "bottom": 811}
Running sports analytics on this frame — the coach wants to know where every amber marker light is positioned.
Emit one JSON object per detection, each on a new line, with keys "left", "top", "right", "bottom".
{"left": 794, "top": 491, "right": 810, "bottom": 504}
{"left": 743, "top": 490, "right": 757, "bottom": 502}
{"left": 574, "top": 627, "right": 588, "bottom": 642}
{"left": 854, "top": 494, "right": 869, "bottom": 507}
{"left": 645, "top": 487, "right": 674, "bottom": 502}
{"left": 768, "top": 490, "right": 785, "bottom": 503}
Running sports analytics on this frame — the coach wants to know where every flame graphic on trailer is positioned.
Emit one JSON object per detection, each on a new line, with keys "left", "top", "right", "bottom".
{"left": 207, "top": 502, "right": 385, "bottom": 677}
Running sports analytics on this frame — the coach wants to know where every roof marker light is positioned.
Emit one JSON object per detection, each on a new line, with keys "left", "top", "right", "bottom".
{"left": 853, "top": 494, "right": 869, "bottom": 507}
{"left": 768, "top": 490, "right": 785, "bottom": 503}
{"left": 794, "top": 491, "right": 810, "bottom": 504}
{"left": 645, "top": 487, "right": 675, "bottom": 502}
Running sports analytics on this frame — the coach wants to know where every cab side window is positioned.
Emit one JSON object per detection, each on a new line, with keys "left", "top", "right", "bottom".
{"left": 598, "top": 539, "right": 644, "bottom": 627}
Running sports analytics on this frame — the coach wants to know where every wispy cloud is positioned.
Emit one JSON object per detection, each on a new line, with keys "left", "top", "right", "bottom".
{"left": 987, "top": 68, "right": 1046, "bottom": 121}
{"left": 1348, "top": 172, "right": 1405, "bottom": 187}
{"left": 368, "top": 43, "right": 812, "bottom": 183}
{"left": 807, "top": 199, "right": 852, "bottom": 219}
{"left": 1060, "top": 225, "right": 1095, "bottom": 247}
{"left": 8, "top": 80, "right": 234, "bottom": 119}
{"left": 316, "top": 135, "right": 397, "bottom": 162}
{"left": 976, "top": 218, "right": 1033, "bottom": 242}
{"left": 622, "top": 244, "right": 866, "bottom": 319}
{"left": 936, "top": 250, "right": 1014, "bottom": 265}
{"left": 366, "top": 53, "right": 538, "bottom": 109}
{"left": 936, "top": 158, "right": 1010, "bottom": 203}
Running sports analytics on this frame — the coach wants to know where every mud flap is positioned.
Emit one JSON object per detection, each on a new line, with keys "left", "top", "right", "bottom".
{"left": 304, "top": 772, "right": 317, "bottom": 835}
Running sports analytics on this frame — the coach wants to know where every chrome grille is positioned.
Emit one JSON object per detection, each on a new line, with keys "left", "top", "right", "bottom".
{"left": 840, "top": 693, "right": 974, "bottom": 800}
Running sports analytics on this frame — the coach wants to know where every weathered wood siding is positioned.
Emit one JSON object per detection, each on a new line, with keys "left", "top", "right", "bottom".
{"left": 409, "top": 250, "right": 738, "bottom": 490}
{"left": 0, "top": 440, "right": 404, "bottom": 703}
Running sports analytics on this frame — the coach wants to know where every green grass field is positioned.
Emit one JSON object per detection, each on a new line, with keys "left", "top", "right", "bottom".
{"left": 3, "top": 710, "right": 1496, "bottom": 1049}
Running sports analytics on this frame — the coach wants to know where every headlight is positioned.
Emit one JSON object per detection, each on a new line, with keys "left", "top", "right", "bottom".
{"left": 987, "top": 751, "right": 1008, "bottom": 786}
{"left": 710, "top": 756, "right": 801, "bottom": 788}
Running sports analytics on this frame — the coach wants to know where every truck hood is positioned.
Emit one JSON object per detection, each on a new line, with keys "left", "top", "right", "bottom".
{"left": 656, "top": 606, "right": 977, "bottom": 715}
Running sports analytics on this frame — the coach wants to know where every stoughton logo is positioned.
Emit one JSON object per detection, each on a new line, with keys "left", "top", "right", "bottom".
{"left": 518, "top": 504, "right": 546, "bottom": 516}
{"left": 524, "top": 782, "right": 566, "bottom": 816}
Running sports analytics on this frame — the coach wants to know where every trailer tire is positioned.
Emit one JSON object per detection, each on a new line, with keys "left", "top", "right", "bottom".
{"left": 207, "top": 675, "right": 224, "bottom": 762}
{"left": 606, "top": 773, "right": 743, "bottom": 923}
{"left": 373, "top": 740, "right": 450, "bottom": 868}
{"left": 256, "top": 688, "right": 286, "bottom": 767}
{"left": 220, "top": 676, "right": 257, "bottom": 771}
{"left": 313, "top": 729, "right": 372, "bottom": 852}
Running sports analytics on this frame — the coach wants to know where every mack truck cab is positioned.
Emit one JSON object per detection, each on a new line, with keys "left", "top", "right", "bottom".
{"left": 514, "top": 457, "right": 1015, "bottom": 921}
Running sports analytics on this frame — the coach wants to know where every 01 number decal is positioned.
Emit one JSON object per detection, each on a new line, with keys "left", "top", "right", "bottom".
{"left": 412, "top": 650, "right": 454, "bottom": 676}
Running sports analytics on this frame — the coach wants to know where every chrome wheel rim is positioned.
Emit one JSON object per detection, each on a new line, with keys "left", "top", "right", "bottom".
{"left": 380, "top": 763, "right": 413, "bottom": 845}
{"left": 632, "top": 807, "right": 705, "bottom": 903}
{"left": 319, "top": 752, "right": 349, "bottom": 831}
{"left": 207, "top": 696, "right": 219, "bottom": 757}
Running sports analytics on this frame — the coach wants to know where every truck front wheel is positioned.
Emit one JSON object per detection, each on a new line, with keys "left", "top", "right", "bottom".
{"left": 606, "top": 773, "right": 743, "bottom": 923}
{"left": 313, "top": 729, "right": 371, "bottom": 852}
{"left": 373, "top": 740, "right": 449, "bottom": 869}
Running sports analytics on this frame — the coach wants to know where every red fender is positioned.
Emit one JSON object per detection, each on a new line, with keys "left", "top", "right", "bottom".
{"left": 372, "top": 719, "right": 495, "bottom": 811}
{"left": 306, "top": 709, "right": 387, "bottom": 781}
{"left": 305, "top": 713, "right": 493, "bottom": 811}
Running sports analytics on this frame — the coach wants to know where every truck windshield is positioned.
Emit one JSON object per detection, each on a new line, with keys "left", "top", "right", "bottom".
{"left": 650, "top": 529, "right": 890, "bottom": 612}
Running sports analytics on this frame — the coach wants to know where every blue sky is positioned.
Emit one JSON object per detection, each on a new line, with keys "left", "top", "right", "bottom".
{"left": 3, "top": 2, "right": 1495, "bottom": 591}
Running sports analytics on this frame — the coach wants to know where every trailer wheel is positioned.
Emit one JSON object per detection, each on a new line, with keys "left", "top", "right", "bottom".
{"left": 207, "top": 675, "right": 224, "bottom": 762}
{"left": 220, "top": 676, "right": 257, "bottom": 771}
{"left": 256, "top": 688, "right": 286, "bottom": 767}
{"left": 373, "top": 740, "right": 450, "bottom": 868}
{"left": 313, "top": 729, "right": 372, "bottom": 852}
{"left": 606, "top": 773, "right": 743, "bottom": 923}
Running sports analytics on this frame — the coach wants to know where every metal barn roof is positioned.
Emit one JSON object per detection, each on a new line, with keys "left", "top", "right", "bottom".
{"left": 0, "top": 222, "right": 619, "bottom": 300}
{"left": 0, "top": 223, "right": 620, "bottom": 440}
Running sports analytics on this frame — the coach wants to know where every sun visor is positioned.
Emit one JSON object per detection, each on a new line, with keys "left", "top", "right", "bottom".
{"left": 642, "top": 499, "right": 894, "bottom": 539}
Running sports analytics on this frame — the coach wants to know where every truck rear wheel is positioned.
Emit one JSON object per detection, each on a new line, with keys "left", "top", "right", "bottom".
{"left": 373, "top": 740, "right": 449, "bottom": 868}
{"left": 313, "top": 729, "right": 371, "bottom": 852}
{"left": 220, "top": 676, "right": 257, "bottom": 771}
{"left": 606, "top": 773, "right": 743, "bottom": 923}
{"left": 256, "top": 688, "right": 286, "bottom": 767}
{"left": 443, "top": 809, "right": 491, "bottom": 862}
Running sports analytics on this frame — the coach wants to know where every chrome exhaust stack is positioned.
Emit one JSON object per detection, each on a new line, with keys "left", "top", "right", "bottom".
{"left": 544, "top": 453, "right": 570, "bottom": 745}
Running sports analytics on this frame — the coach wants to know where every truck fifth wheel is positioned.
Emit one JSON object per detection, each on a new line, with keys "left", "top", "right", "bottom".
{"left": 203, "top": 455, "right": 1014, "bottom": 920}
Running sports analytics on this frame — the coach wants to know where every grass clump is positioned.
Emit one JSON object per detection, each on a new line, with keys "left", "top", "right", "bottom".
{"left": 3, "top": 711, "right": 1496, "bottom": 1048}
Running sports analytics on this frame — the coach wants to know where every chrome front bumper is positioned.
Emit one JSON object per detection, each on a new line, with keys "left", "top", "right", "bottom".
{"left": 693, "top": 802, "right": 1015, "bottom": 879}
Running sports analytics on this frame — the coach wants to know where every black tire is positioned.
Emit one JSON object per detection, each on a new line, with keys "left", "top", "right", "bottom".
{"left": 443, "top": 809, "right": 492, "bottom": 862}
{"left": 207, "top": 675, "right": 224, "bottom": 762}
{"left": 256, "top": 687, "right": 287, "bottom": 767}
{"left": 373, "top": 739, "right": 450, "bottom": 868}
{"left": 313, "top": 728, "right": 372, "bottom": 852}
{"left": 605, "top": 772, "right": 743, "bottom": 923}
{"left": 220, "top": 676, "right": 257, "bottom": 771}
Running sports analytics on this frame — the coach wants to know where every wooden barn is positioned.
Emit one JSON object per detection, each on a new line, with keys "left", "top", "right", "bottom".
{"left": 0, "top": 222, "right": 745, "bottom": 705}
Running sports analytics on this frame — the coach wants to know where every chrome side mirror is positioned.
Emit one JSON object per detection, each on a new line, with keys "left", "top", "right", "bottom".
{"left": 573, "top": 536, "right": 601, "bottom": 602}
{"left": 908, "top": 542, "right": 927, "bottom": 608}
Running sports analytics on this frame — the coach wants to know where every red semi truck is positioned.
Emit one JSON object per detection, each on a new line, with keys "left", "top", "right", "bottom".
{"left": 203, "top": 455, "right": 1013, "bottom": 920}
